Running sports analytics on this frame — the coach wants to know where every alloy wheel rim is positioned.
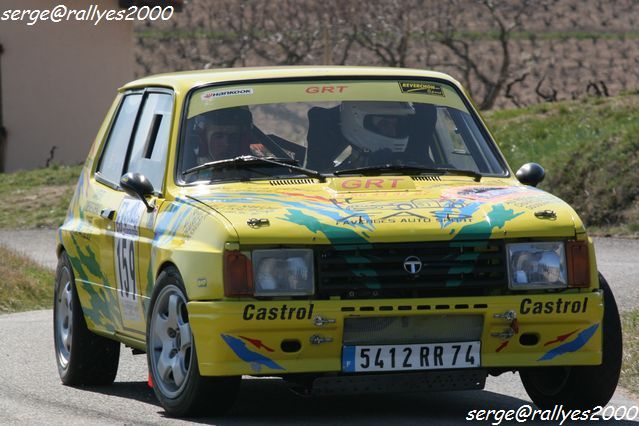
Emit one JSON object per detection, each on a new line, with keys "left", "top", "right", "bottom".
{"left": 55, "top": 266, "right": 73, "bottom": 368}
{"left": 149, "top": 285, "right": 193, "bottom": 398}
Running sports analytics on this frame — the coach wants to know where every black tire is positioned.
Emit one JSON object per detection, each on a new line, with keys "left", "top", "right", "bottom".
{"left": 520, "top": 272, "right": 622, "bottom": 409}
{"left": 53, "top": 251, "right": 120, "bottom": 385}
{"left": 146, "top": 266, "right": 240, "bottom": 417}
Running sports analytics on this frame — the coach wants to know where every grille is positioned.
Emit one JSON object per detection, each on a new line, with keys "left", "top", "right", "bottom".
{"left": 316, "top": 241, "right": 506, "bottom": 298}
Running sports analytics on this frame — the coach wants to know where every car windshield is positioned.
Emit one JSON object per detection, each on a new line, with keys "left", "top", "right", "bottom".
{"left": 179, "top": 80, "right": 507, "bottom": 183}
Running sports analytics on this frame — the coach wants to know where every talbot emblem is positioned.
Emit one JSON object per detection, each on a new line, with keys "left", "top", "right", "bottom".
{"left": 403, "top": 256, "right": 422, "bottom": 274}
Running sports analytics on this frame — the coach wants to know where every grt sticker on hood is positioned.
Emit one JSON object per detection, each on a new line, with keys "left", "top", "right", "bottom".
{"left": 329, "top": 177, "right": 416, "bottom": 192}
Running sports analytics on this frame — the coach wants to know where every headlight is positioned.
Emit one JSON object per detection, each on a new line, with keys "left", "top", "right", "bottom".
{"left": 253, "top": 249, "right": 314, "bottom": 296}
{"left": 507, "top": 242, "right": 567, "bottom": 289}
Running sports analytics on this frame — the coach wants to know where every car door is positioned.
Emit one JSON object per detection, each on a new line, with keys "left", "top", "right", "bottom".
{"left": 116, "top": 90, "right": 174, "bottom": 337}
{"left": 75, "top": 92, "right": 143, "bottom": 335}
{"left": 95, "top": 89, "right": 174, "bottom": 339}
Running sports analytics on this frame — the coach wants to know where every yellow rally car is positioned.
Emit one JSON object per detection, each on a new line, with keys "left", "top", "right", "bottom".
{"left": 54, "top": 67, "right": 622, "bottom": 416}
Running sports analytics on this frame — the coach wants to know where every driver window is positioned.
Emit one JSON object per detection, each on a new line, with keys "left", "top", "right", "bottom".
{"left": 97, "top": 94, "right": 142, "bottom": 185}
{"left": 125, "top": 92, "right": 173, "bottom": 192}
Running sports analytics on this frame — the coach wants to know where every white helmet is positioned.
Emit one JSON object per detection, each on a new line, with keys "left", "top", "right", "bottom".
{"left": 340, "top": 101, "right": 415, "bottom": 152}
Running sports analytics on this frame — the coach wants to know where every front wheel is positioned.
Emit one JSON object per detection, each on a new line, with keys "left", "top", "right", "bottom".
{"left": 147, "top": 267, "right": 240, "bottom": 417}
{"left": 520, "top": 273, "right": 622, "bottom": 409}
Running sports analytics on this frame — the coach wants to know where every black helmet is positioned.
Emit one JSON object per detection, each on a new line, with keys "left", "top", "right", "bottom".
{"left": 198, "top": 106, "right": 253, "bottom": 129}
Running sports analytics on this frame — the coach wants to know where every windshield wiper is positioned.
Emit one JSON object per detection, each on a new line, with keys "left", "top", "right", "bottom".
{"left": 333, "top": 164, "right": 482, "bottom": 181}
{"left": 183, "top": 155, "right": 326, "bottom": 182}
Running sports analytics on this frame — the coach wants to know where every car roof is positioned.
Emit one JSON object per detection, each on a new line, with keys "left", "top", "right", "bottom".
{"left": 121, "top": 66, "right": 463, "bottom": 93}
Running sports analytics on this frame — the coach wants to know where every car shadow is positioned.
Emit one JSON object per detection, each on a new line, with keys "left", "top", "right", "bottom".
{"left": 79, "top": 381, "right": 160, "bottom": 407}
{"left": 81, "top": 378, "right": 639, "bottom": 425}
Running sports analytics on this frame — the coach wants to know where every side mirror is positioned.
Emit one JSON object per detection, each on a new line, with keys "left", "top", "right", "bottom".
{"left": 120, "top": 172, "right": 155, "bottom": 212}
{"left": 515, "top": 163, "right": 545, "bottom": 187}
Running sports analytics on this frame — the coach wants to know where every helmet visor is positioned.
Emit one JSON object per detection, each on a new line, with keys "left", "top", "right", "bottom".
{"left": 363, "top": 114, "right": 412, "bottom": 139}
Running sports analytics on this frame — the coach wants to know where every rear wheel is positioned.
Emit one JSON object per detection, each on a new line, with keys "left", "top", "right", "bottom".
{"left": 54, "top": 251, "right": 120, "bottom": 385}
{"left": 147, "top": 266, "right": 240, "bottom": 417}
{"left": 520, "top": 273, "right": 622, "bottom": 409}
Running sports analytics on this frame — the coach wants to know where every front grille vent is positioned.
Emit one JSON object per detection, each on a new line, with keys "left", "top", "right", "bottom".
{"left": 411, "top": 176, "right": 442, "bottom": 181}
{"left": 269, "top": 178, "right": 315, "bottom": 186}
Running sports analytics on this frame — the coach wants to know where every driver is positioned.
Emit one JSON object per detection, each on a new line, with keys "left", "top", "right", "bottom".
{"left": 198, "top": 106, "right": 254, "bottom": 162}
{"left": 335, "top": 101, "right": 415, "bottom": 167}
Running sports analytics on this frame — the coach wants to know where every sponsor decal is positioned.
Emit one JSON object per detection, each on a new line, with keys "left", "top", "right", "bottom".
{"left": 114, "top": 198, "right": 146, "bottom": 323}
{"left": 200, "top": 87, "right": 253, "bottom": 102}
{"left": 116, "top": 199, "right": 144, "bottom": 238}
{"left": 243, "top": 303, "right": 315, "bottom": 320}
{"left": 182, "top": 210, "right": 205, "bottom": 239}
{"left": 336, "top": 211, "right": 432, "bottom": 225}
{"left": 538, "top": 323, "right": 599, "bottom": 361}
{"left": 83, "top": 201, "right": 101, "bottom": 216}
{"left": 239, "top": 335, "right": 275, "bottom": 352}
{"left": 432, "top": 199, "right": 480, "bottom": 228}
{"left": 336, "top": 198, "right": 474, "bottom": 226}
{"left": 305, "top": 85, "right": 348, "bottom": 94}
{"left": 443, "top": 185, "right": 553, "bottom": 205}
{"left": 495, "top": 341, "right": 509, "bottom": 352}
{"left": 508, "top": 195, "right": 556, "bottom": 210}
{"left": 544, "top": 329, "right": 579, "bottom": 347}
{"left": 398, "top": 81, "right": 444, "bottom": 97}
{"left": 221, "top": 334, "right": 284, "bottom": 372}
{"left": 519, "top": 297, "right": 589, "bottom": 315}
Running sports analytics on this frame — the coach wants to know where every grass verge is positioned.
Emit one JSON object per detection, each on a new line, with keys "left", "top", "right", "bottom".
{"left": 621, "top": 310, "right": 639, "bottom": 395}
{"left": 0, "top": 245, "right": 54, "bottom": 314}
{"left": 0, "top": 164, "right": 81, "bottom": 229}
{"left": 485, "top": 93, "right": 639, "bottom": 232}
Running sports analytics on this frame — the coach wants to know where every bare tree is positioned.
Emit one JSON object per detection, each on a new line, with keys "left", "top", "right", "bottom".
{"left": 250, "top": 0, "right": 359, "bottom": 66}
{"left": 250, "top": 0, "right": 323, "bottom": 65}
{"left": 351, "top": 0, "right": 421, "bottom": 67}
{"left": 322, "top": 1, "right": 359, "bottom": 65}
{"left": 135, "top": 0, "right": 266, "bottom": 74}
{"left": 426, "top": 0, "right": 536, "bottom": 110}
{"left": 134, "top": 0, "right": 637, "bottom": 110}
{"left": 505, "top": 73, "right": 529, "bottom": 108}
{"left": 535, "top": 73, "right": 558, "bottom": 102}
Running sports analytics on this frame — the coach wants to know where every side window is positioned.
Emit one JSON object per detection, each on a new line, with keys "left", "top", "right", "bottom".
{"left": 97, "top": 94, "right": 142, "bottom": 184}
{"left": 125, "top": 93, "right": 173, "bottom": 192}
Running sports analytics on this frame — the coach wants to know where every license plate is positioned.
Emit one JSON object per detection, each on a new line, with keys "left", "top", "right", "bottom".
{"left": 342, "top": 341, "right": 481, "bottom": 373}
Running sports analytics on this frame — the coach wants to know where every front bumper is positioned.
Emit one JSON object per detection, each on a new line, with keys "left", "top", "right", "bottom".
{"left": 188, "top": 291, "right": 603, "bottom": 377}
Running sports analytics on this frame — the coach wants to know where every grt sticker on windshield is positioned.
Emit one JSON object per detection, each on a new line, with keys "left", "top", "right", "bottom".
{"left": 398, "top": 81, "right": 444, "bottom": 97}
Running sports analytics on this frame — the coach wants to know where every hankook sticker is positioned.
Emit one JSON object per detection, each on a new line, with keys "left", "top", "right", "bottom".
{"left": 201, "top": 88, "right": 253, "bottom": 102}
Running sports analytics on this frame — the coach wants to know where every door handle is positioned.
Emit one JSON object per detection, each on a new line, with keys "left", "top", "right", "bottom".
{"left": 100, "top": 209, "right": 116, "bottom": 221}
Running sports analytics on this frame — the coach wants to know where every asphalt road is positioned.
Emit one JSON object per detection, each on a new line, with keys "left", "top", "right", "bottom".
{"left": 1, "top": 230, "right": 638, "bottom": 424}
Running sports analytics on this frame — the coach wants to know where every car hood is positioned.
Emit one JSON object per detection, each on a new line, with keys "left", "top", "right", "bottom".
{"left": 181, "top": 177, "right": 583, "bottom": 245}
